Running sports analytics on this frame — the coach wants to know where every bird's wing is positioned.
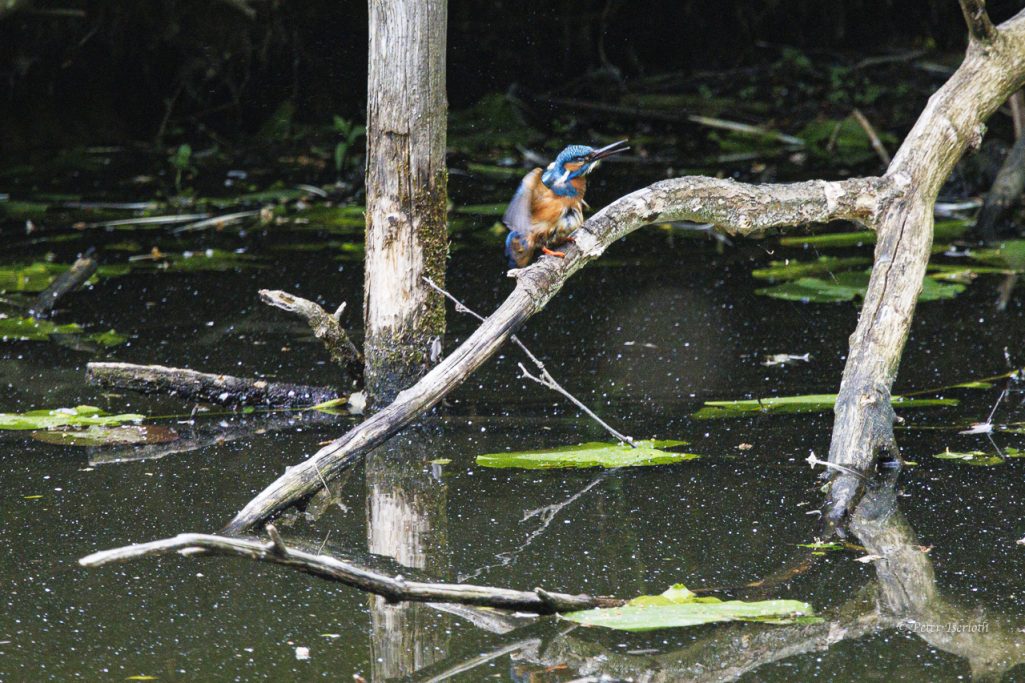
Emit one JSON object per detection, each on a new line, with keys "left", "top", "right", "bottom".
{"left": 502, "top": 168, "right": 541, "bottom": 238}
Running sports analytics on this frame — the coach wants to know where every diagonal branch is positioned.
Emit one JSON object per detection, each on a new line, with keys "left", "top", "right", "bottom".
{"left": 79, "top": 526, "right": 621, "bottom": 614}
{"left": 223, "top": 175, "right": 891, "bottom": 533}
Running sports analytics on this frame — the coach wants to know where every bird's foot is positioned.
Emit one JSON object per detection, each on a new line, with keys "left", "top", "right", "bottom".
{"left": 541, "top": 247, "right": 566, "bottom": 258}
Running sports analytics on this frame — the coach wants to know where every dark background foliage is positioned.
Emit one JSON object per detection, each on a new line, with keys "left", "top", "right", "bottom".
{"left": 1, "top": 0, "right": 1023, "bottom": 149}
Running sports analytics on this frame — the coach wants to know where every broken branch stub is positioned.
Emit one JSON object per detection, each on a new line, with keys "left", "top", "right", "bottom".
{"left": 258, "top": 289, "right": 364, "bottom": 385}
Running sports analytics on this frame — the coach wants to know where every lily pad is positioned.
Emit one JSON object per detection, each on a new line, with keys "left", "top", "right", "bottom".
{"left": 0, "top": 405, "right": 145, "bottom": 430}
{"left": 0, "top": 316, "right": 83, "bottom": 341}
{"left": 751, "top": 256, "right": 872, "bottom": 281}
{"left": 756, "top": 271, "right": 964, "bottom": 303}
{"left": 693, "top": 394, "right": 957, "bottom": 419}
{"left": 87, "top": 329, "right": 128, "bottom": 347}
{"left": 779, "top": 219, "right": 969, "bottom": 249}
{"left": 968, "top": 240, "right": 1025, "bottom": 271}
{"left": 0, "top": 316, "right": 128, "bottom": 345}
{"left": 563, "top": 583, "right": 815, "bottom": 632}
{"left": 932, "top": 449, "right": 1005, "bottom": 466}
{"left": 476, "top": 439, "right": 696, "bottom": 469}
{"left": 31, "top": 425, "right": 177, "bottom": 447}
{"left": 0, "top": 262, "right": 129, "bottom": 293}
{"left": 932, "top": 447, "right": 1023, "bottom": 466}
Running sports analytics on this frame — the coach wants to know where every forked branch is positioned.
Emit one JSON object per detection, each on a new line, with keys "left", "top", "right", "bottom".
{"left": 224, "top": 175, "right": 892, "bottom": 533}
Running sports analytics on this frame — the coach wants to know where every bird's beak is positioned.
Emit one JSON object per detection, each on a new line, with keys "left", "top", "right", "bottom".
{"left": 585, "top": 139, "right": 630, "bottom": 162}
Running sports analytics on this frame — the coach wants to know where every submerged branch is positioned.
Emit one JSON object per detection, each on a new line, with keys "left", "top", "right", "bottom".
{"left": 225, "top": 174, "right": 889, "bottom": 533}
{"left": 86, "top": 362, "right": 339, "bottom": 408}
{"left": 79, "top": 526, "right": 620, "bottom": 614}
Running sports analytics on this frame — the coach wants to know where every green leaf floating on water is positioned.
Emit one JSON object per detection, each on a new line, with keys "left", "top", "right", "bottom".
{"left": 563, "top": 583, "right": 816, "bottom": 632}
{"left": 31, "top": 424, "right": 176, "bottom": 447}
{"left": 756, "top": 271, "right": 964, "bottom": 303}
{"left": 0, "top": 316, "right": 83, "bottom": 341}
{"left": 779, "top": 219, "right": 969, "bottom": 248}
{"left": 0, "top": 317, "right": 128, "bottom": 345}
{"left": 968, "top": 240, "right": 1025, "bottom": 271}
{"left": 693, "top": 394, "right": 957, "bottom": 419}
{"left": 751, "top": 256, "right": 872, "bottom": 281}
{"left": 0, "top": 405, "right": 145, "bottom": 430}
{"left": 932, "top": 447, "right": 1023, "bottom": 466}
{"left": 476, "top": 439, "right": 697, "bottom": 469}
{"left": 0, "top": 262, "right": 129, "bottom": 293}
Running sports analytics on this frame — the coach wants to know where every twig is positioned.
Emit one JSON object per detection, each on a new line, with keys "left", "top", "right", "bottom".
{"left": 960, "top": 0, "right": 997, "bottom": 43}
{"left": 518, "top": 364, "right": 635, "bottom": 446}
{"left": 79, "top": 527, "right": 622, "bottom": 614}
{"left": 541, "top": 96, "right": 805, "bottom": 147}
{"left": 460, "top": 476, "right": 604, "bottom": 582}
{"left": 422, "top": 277, "right": 632, "bottom": 445}
{"left": 86, "top": 362, "right": 340, "bottom": 408}
{"left": 259, "top": 289, "right": 363, "bottom": 384}
{"left": 806, "top": 453, "right": 867, "bottom": 482}
{"left": 30, "top": 251, "right": 98, "bottom": 317}
{"left": 852, "top": 108, "right": 892, "bottom": 166}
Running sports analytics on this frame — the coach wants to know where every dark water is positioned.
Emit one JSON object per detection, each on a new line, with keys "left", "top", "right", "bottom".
{"left": 2, "top": 159, "right": 1025, "bottom": 681}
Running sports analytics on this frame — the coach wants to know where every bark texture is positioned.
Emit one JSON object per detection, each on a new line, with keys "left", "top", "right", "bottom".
{"left": 363, "top": 0, "right": 448, "bottom": 405}
{"left": 79, "top": 527, "right": 617, "bottom": 614}
{"left": 86, "top": 362, "right": 339, "bottom": 408}
{"left": 824, "top": 7, "right": 1025, "bottom": 524}
{"left": 224, "top": 176, "right": 890, "bottom": 533}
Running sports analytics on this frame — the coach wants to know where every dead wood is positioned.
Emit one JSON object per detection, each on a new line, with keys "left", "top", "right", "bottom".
{"left": 31, "top": 251, "right": 98, "bottom": 316}
{"left": 86, "top": 362, "right": 339, "bottom": 408}
{"left": 259, "top": 289, "right": 363, "bottom": 384}
{"left": 224, "top": 175, "right": 890, "bottom": 533}
{"left": 79, "top": 525, "right": 621, "bottom": 615}
{"left": 824, "top": 7, "right": 1025, "bottom": 525}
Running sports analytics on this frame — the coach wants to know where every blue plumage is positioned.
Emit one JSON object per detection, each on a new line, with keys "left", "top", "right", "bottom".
{"left": 503, "top": 139, "right": 629, "bottom": 268}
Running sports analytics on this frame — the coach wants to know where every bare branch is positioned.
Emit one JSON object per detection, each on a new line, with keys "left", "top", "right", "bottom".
{"left": 960, "top": 0, "right": 997, "bottom": 43}
{"left": 224, "top": 174, "right": 889, "bottom": 533}
{"left": 824, "top": 7, "right": 1025, "bottom": 524}
{"left": 79, "top": 527, "right": 620, "bottom": 614}
{"left": 86, "top": 362, "right": 340, "bottom": 408}
{"left": 259, "top": 289, "right": 364, "bottom": 384}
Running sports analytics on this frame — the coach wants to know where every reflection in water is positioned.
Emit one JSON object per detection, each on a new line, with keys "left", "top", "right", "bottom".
{"left": 851, "top": 473, "right": 1025, "bottom": 682}
{"left": 416, "top": 472, "right": 1025, "bottom": 682}
{"left": 366, "top": 429, "right": 450, "bottom": 680}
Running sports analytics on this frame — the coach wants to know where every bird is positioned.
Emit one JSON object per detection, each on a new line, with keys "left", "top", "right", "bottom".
{"left": 503, "top": 139, "right": 629, "bottom": 268}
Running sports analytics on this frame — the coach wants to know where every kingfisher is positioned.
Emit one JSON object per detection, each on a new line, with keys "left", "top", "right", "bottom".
{"left": 503, "top": 139, "right": 629, "bottom": 268}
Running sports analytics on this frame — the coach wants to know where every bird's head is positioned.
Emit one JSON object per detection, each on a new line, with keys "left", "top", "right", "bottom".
{"left": 541, "top": 139, "right": 629, "bottom": 194}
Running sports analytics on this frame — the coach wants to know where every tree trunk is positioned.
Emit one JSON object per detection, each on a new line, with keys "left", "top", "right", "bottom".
{"left": 364, "top": 0, "right": 449, "bottom": 406}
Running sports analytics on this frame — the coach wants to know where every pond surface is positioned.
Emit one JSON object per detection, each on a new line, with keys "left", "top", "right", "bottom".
{"left": 2, "top": 153, "right": 1025, "bottom": 681}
